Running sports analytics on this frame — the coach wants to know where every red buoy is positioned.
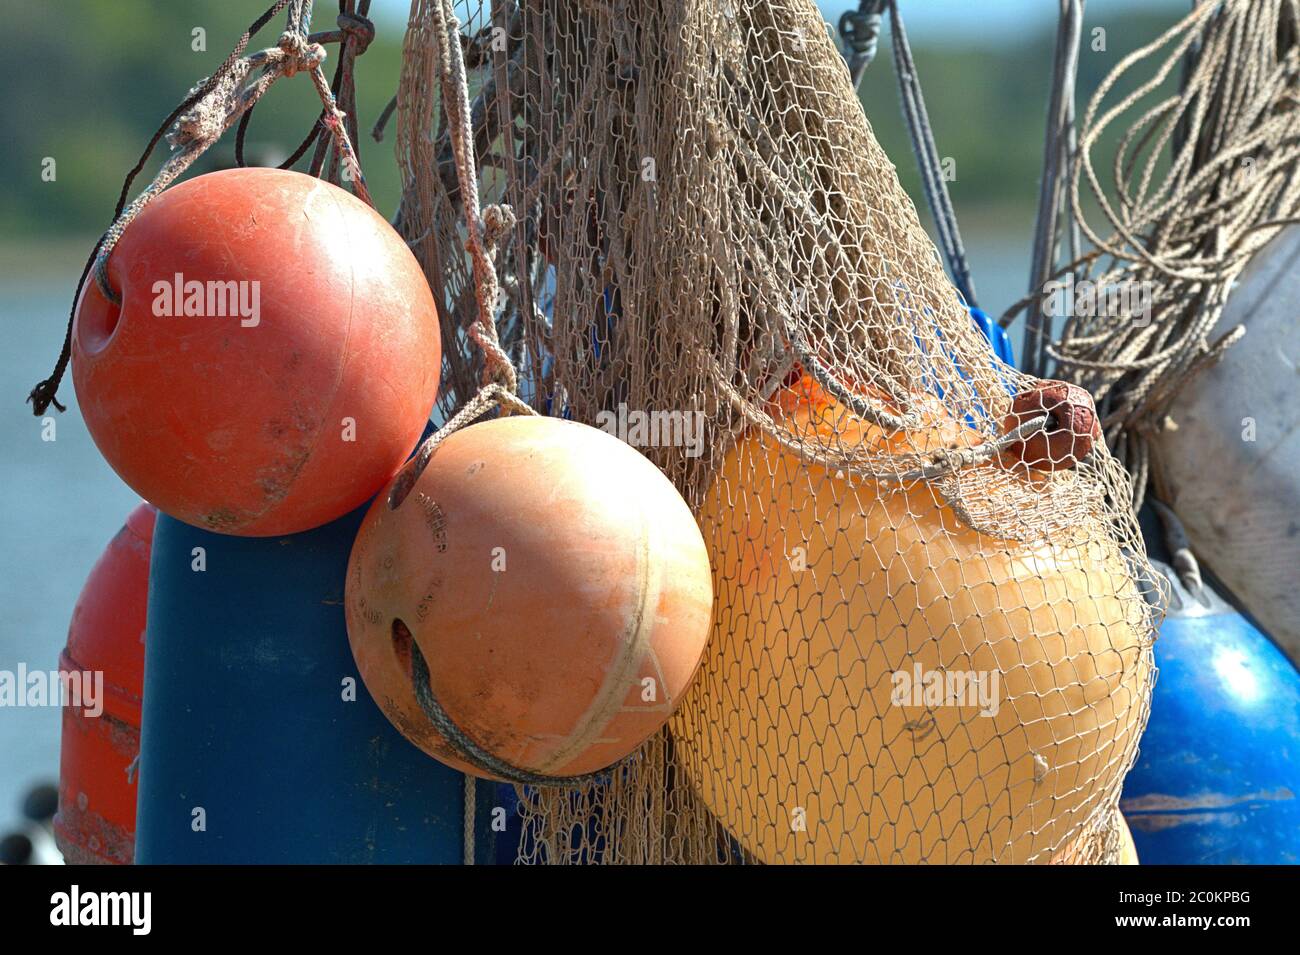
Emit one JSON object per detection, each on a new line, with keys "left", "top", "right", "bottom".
{"left": 72, "top": 168, "right": 441, "bottom": 536}
{"left": 54, "top": 503, "right": 156, "bottom": 865}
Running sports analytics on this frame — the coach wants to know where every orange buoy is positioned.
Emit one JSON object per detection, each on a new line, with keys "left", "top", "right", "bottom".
{"left": 676, "top": 375, "right": 1151, "bottom": 863}
{"left": 72, "top": 168, "right": 440, "bottom": 537}
{"left": 54, "top": 503, "right": 156, "bottom": 865}
{"left": 345, "top": 415, "right": 714, "bottom": 781}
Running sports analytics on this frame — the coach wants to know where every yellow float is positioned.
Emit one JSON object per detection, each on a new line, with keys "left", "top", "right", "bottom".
{"left": 676, "top": 375, "right": 1152, "bottom": 863}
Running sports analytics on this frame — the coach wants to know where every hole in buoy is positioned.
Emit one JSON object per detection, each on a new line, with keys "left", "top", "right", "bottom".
{"left": 1044, "top": 410, "right": 1062, "bottom": 432}
{"left": 388, "top": 466, "right": 416, "bottom": 510}
{"left": 391, "top": 618, "right": 413, "bottom": 677}
{"left": 78, "top": 284, "right": 123, "bottom": 356}
{"left": 392, "top": 618, "right": 438, "bottom": 720}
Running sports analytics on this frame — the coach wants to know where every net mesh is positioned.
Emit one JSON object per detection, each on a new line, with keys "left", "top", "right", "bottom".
{"left": 395, "top": 0, "right": 1159, "bottom": 864}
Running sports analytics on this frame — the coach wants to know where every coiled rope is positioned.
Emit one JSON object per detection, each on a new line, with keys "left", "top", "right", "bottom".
{"left": 1005, "top": 0, "right": 1300, "bottom": 514}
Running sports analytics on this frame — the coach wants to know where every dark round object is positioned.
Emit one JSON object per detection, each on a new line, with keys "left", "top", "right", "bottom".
{"left": 0, "top": 832, "right": 33, "bottom": 866}
{"left": 22, "top": 783, "right": 58, "bottom": 823}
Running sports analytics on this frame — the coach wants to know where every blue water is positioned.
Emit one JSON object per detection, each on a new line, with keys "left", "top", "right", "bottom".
{"left": 0, "top": 250, "right": 142, "bottom": 823}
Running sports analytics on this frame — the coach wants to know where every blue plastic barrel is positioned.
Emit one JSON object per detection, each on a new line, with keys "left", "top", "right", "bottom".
{"left": 135, "top": 506, "right": 501, "bottom": 863}
{"left": 1120, "top": 560, "right": 1300, "bottom": 864}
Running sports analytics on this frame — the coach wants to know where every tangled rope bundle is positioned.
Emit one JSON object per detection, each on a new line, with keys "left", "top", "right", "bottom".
{"left": 1033, "top": 0, "right": 1300, "bottom": 510}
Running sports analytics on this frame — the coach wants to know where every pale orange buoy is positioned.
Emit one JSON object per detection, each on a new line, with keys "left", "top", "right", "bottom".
{"left": 72, "top": 167, "right": 440, "bottom": 537}
{"left": 345, "top": 415, "right": 714, "bottom": 780}
{"left": 676, "top": 375, "right": 1151, "bottom": 863}
{"left": 54, "top": 503, "right": 156, "bottom": 865}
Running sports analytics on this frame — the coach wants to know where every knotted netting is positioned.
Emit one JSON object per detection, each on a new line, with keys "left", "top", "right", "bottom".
{"left": 396, "top": 0, "right": 1159, "bottom": 864}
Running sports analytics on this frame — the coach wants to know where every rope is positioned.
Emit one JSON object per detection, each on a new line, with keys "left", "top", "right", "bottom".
{"left": 841, "top": 1, "right": 886, "bottom": 87}
{"left": 1026, "top": 0, "right": 1300, "bottom": 512}
{"left": 26, "top": 0, "right": 373, "bottom": 416}
{"left": 788, "top": 319, "right": 924, "bottom": 431}
{"left": 27, "top": 0, "right": 291, "bottom": 415}
{"left": 463, "top": 775, "right": 476, "bottom": 865}
{"left": 886, "top": 1, "right": 980, "bottom": 309}
{"left": 405, "top": 622, "right": 621, "bottom": 788}
{"left": 711, "top": 361, "right": 1050, "bottom": 484}
{"left": 1150, "top": 496, "right": 1204, "bottom": 595}
{"left": 429, "top": 0, "right": 518, "bottom": 393}
{"left": 391, "top": 384, "right": 535, "bottom": 512}
{"left": 1021, "top": 0, "right": 1085, "bottom": 378}
{"left": 236, "top": 3, "right": 376, "bottom": 175}
{"left": 395, "top": 0, "right": 593, "bottom": 808}
{"left": 842, "top": 1, "right": 980, "bottom": 309}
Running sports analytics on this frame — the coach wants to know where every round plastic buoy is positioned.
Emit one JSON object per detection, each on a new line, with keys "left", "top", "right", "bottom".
{"left": 72, "top": 167, "right": 440, "bottom": 536}
{"left": 346, "top": 415, "right": 714, "bottom": 781}
{"left": 1120, "top": 561, "right": 1300, "bottom": 864}
{"left": 677, "top": 375, "right": 1152, "bottom": 863}
{"left": 54, "top": 502, "right": 155, "bottom": 864}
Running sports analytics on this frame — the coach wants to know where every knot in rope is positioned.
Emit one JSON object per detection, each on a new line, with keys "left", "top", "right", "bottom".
{"left": 276, "top": 30, "right": 325, "bottom": 77}
{"left": 277, "top": 29, "right": 306, "bottom": 58}
{"left": 337, "top": 11, "right": 375, "bottom": 56}
{"left": 482, "top": 203, "right": 516, "bottom": 250}
{"left": 27, "top": 378, "right": 65, "bottom": 416}
{"left": 28, "top": 0, "right": 381, "bottom": 417}
{"left": 840, "top": 2, "right": 885, "bottom": 57}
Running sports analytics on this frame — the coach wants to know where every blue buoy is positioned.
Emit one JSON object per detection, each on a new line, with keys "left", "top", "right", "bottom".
{"left": 136, "top": 507, "right": 502, "bottom": 863}
{"left": 1120, "top": 561, "right": 1300, "bottom": 864}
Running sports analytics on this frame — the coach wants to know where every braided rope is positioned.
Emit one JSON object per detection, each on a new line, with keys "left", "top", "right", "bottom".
{"left": 94, "top": 36, "right": 330, "bottom": 303}
{"left": 406, "top": 627, "right": 625, "bottom": 788}
{"left": 429, "top": 0, "right": 518, "bottom": 393}
{"left": 463, "top": 775, "right": 476, "bottom": 865}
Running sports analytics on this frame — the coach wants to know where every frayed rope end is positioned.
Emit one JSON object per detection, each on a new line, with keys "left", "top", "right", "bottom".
{"left": 28, "top": 380, "right": 66, "bottom": 416}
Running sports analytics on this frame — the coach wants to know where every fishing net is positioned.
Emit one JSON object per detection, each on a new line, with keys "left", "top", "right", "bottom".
{"left": 395, "top": 0, "right": 1158, "bottom": 864}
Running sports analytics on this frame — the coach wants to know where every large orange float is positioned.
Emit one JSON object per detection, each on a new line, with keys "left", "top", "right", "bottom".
{"left": 54, "top": 502, "right": 155, "bottom": 865}
{"left": 676, "top": 374, "right": 1151, "bottom": 863}
{"left": 345, "top": 415, "right": 714, "bottom": 780}
{"left": 72, "top": 168, "right": 440, "bottom": 536}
